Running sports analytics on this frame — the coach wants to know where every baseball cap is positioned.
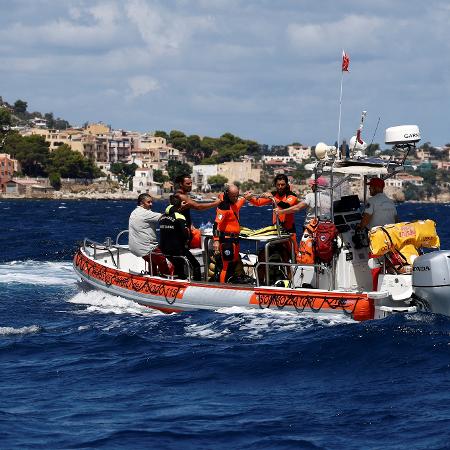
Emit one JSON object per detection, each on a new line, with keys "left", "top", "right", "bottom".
{"left": 366, "top": 177, "right": 385, "bottom": 189}
{"left": 308, "top": 176, "right": 328, "bottom": 187}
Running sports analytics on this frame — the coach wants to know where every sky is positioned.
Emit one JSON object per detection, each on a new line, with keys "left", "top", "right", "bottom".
{"left": 1, "top": 0, "right": 450, "bottom": 147}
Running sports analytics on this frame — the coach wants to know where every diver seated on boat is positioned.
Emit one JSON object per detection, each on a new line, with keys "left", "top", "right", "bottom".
{"left": 128, "top": 193, "right": 171, "bottom": 276}
{"left": 159, "top": 194, "right": 202, "bottom": 281}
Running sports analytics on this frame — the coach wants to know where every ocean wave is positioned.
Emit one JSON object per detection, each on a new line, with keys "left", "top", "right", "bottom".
{"left": 68, "top": 290, "right": 164, "bottom": 317}
{"left": 0, "top": 260, "right": 76, "bottom": 285}
{"left": 184, "top": 307, "right": 354, "bottom": 339}
{"left": 0, "top": 325, "right": 41, "bottom": 336}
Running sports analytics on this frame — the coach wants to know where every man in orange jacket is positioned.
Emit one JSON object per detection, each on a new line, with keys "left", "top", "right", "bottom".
{"left": 213, "top": 184, "right": 248, "bottom": 283}
{"left": 247, "top": 174, "right": 299, "bottom": 252}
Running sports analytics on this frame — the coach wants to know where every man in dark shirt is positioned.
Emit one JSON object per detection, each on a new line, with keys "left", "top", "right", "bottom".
{"left": 159, "top": 195, "right": 202, "bottom": 281}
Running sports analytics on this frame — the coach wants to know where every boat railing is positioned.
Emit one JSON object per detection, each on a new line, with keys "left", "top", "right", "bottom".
{"left": 145, "top": 249, "right": 192, "bottom": 281}
{"left": 255, "top": 261, "right": 332, "bottom": 289}
{"left": 83, "top": 237, "right": 122, "bottom": 268}
{"left": 115, "top": 229, "right": 129, "bottom": 246}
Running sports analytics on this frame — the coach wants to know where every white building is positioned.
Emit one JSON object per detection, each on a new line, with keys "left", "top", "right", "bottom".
{"left": 287, "top": 145, "right": 311, "bottom": 162}
{"left": 132, "top": 168, "right": 161, "bottom": 196}
{"left": 192, "top": 164, "right": 218, "bottom": 192}
{"left": 30, "top": 117, "right": 47, "bottom": 128}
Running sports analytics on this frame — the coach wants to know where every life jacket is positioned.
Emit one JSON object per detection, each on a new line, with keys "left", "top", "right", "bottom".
{"left": 214, "top": 197, "right": 245, "bottom": 239}
{"left": 297, "top": 218, "right": 318, "bottom": 264}
{"left": 189, "top": 227, "right": 202, "bottom": 249}
{"left": 249, "top": 191, "right": 298, "bottom": 232}
{"left": 314, "top": 220, "right": 339, "bottom": 264}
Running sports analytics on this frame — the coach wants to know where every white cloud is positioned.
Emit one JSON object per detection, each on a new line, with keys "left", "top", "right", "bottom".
{"left": 126, "top": 75, "right": 161, "bottom": 99}
{"left": 287, "top": 14, "right": 384, "bottom": 56}
{"left": 125, "top": 0, "right": 214, "bottom": 56}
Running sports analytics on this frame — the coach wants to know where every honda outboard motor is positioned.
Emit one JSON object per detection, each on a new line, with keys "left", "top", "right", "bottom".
{"left": 412, "top": 251, "right": 450, "bottom": 315}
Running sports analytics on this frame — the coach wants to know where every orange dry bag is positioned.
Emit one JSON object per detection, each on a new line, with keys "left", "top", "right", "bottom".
{"left": 297, "top": 218, "right": 318, "bottom": 264}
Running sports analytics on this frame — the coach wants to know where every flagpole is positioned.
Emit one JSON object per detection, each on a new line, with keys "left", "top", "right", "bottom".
{"left": 337, "top": 69, "right": 344, "bottom": 161}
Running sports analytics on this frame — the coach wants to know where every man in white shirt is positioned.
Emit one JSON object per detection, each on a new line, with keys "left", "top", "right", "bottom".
{"left": 276, "top": 176, "right": 331, "bottom": 225}
{"left": 129, "top": 193, "right": 171, "bottom": 275}
{"left": 357, "top": 177, "right": 398, "bottom": 229}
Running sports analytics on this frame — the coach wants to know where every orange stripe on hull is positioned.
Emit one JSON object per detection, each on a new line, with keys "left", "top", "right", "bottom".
{"left": 250, "top": 289, "right": 374, "bottom": 321}
{"left": 74, "top": 251, "right": 186, "bottom": 303}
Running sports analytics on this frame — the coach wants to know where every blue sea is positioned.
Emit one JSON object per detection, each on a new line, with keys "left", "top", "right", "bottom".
{"left": 1, "top": 199, "right": 450, "bottom": 449}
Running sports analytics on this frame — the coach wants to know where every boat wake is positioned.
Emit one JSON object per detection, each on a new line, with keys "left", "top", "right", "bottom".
{"left": 68, "top": 290, "right": 165, "bottom": 317}
{"left": 0, "top": 260, "right": 76, "bottom": 285}
{"left": 185, "top": 307, "right": 354, "bottom": 340}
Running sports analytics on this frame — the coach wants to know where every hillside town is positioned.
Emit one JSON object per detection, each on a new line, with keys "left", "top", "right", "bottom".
{"left": 1, "top": 97, "right": 450, "bottom": 202}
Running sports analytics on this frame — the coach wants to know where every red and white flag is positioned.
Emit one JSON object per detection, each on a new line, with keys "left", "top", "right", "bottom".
{"left": 341, "top": 50, "right": 350, "bottom": 72}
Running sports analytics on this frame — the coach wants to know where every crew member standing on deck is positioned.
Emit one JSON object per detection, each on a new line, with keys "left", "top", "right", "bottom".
{"left": 174, "top": 174, "right": 221, "bottom": 247}
{"left": 246, "top": 174, "right": 299, "bottom": 252}
{"left": 356, "top": 177, "right": 398, "bottom": 230}
{"left": 213, "top": 184, "right": 247, "bottom": 283}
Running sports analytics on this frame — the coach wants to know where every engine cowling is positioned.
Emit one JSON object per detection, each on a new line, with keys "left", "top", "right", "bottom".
{"left": 412, "top": 250, "right": 450, "bottom": 315}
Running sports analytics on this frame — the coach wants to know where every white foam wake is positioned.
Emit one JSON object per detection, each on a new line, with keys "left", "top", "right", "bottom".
{"left": 0, "top": 260, "right": 77, "bottom": 286}
{"left": 0, "top": 325, "right": 41, "bottom": 336}
{"left": 68, "top": 290, "right": 164, "bottom": 317}
{"left": 184, "top": 306, "right": 354, "bottom": 339}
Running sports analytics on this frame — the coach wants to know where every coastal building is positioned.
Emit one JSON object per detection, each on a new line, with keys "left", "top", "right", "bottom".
{"left": 416, "top": 147, "right": 432, "bottom": 161}
{"left": 192, "top": 164, "right": 218, "bottom": 192}
{"left": 192, "top": 160, "right": 261, "bottom": 191}
{"left": 132, "top": 133, "right": 182, "bottom": 171}
{"left": 85, "top": 122, "right": 110, "bottom": 135}
{"left": 287, "top": 145, "right": 312, "bottom": 162}
{"left": 109, "top": 130, "right": 133, "bottom": 163}
{"left": 30, "top": 117, "right": 47, "bottom": 128}
{"left": 6, "top": 177, "right": 53, "bottom": 195}
{"left": 132, "top": 168, "right": 161, "bottom": 196}
{"left": 0, "top": 153, "right": 20, "bottom": 192}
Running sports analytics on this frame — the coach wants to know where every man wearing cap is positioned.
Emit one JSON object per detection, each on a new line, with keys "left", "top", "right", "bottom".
{"left": 357, "top": 177, "right": 398, "bottom": 230}
{"left": 277, "top": 176, "right": 331, "bottom": 226}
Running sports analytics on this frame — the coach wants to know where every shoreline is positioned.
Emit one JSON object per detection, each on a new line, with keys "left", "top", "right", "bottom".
{"left": 0, "top": 192, "right": 449, "bottom": 204}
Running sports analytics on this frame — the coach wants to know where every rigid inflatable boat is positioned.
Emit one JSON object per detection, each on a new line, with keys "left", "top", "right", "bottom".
{"left": 73, "top": 124, "right": 450, "bottom": 321}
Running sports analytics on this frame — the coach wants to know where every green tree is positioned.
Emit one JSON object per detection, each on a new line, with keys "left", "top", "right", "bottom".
{"left": 47, "top": 144, "right": 103, "bottom": 179}
{"left": 154, "top": 130, "right": 169, "bottom": 140}
{"left": 53, "top": 117, "right": 70, "bottom": 130}
{"left": 49, "top": 172, "right": 62, "bottom": 190}
{"left": 403, "top": 182, "right": 421, "bottom": 201}
{"left": 208, "top": 174, "right": 228, "bottom": 189}
{"left": 167, "top": 159, "right": 192, "bottom": 182}
{"left": 366, "top": 143, "right": 380, "bottom": 157}
{"left": 0, "top": 108, "right": 12, "bottom": 132}
{"left": 44, "top": 112, "right": 55, "bottom": 128}
{"left": 153, "top": 169, "right": 169, "bottom": 183}
{"left": 110, "top": 162, "right": 138, "bottom": 187}
{"left": 169, "top": 130, "right": 187, "bottom": 151}
{"left": 13, "top": 99, "right": 28, "bottom": 115}
{"left": 6, "top": 134, "right": 50, "bottom": 176}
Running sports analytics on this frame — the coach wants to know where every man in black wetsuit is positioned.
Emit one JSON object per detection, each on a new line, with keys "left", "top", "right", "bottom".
{"left": 159, "top": 195, "right": 202, "bottom": 281}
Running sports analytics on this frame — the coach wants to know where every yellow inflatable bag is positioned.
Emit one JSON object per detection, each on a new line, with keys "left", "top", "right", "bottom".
{"left": 368, "top": 220, "right": 440, "bottom": 264}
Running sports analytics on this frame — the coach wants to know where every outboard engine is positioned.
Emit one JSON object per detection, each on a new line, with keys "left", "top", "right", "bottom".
{"left": 412, "top": 251, "right": 450, "bottom": 315}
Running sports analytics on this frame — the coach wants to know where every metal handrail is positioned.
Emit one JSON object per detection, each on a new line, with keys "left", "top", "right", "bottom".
{"left": 255, "top": 261, "right": 332, "bottom": 289}
{"left": 144, "top": 249, "right": 192, "bottom": 281}
{"left": 115, "top": 229, "right": 129, "bottom": 245}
